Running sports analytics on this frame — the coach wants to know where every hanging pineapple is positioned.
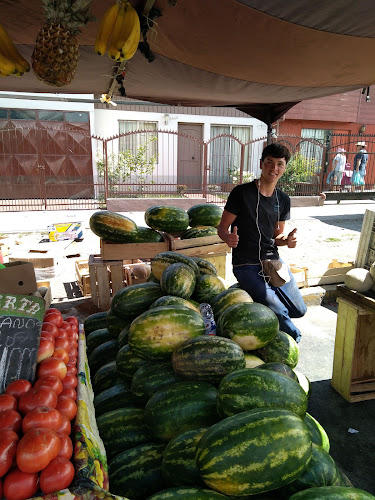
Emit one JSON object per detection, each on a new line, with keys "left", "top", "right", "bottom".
{"left": 32, "top": 0, "right": 94, "bottom": 87}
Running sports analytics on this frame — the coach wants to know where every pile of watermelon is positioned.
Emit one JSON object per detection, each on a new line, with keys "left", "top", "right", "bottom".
{"left": 84, "top": 252, "right": 374, "bottom": 500}
{"left": 89, "top": 203, "right": 223, "bottom": 243}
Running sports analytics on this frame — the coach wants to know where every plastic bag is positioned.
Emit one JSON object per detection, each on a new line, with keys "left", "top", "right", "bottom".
{"left": 352, "top": 171, "right": 365, "bottom": 186}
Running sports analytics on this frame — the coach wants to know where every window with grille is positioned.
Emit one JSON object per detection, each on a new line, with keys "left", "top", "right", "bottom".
{"left": 301, "top": 128, "right": 329, "bottom": 169}
{"left": 119, "top": 120, "right": 158, "bottom": 157}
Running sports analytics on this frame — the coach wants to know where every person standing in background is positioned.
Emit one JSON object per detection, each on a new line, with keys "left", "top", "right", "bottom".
{"left": 351, "top": 141, "right": 368, "bottom": 192}
{"left": 331, "top": 147, "right": 347, "bottom": 191}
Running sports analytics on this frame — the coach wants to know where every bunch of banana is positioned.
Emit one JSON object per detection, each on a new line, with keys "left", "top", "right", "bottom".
{"left": 95, "top": 0, "right": 141, "bottom": 62}
{"left": 0, "top": 23, "right": 30, "bottom": 77}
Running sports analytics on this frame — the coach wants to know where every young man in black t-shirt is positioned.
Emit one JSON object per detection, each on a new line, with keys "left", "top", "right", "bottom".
{"left": 217, "top": 142, "right": 307, "bottom": 342}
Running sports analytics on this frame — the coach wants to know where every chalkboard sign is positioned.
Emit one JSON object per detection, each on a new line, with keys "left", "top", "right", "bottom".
{"left": 0, "top": 293, "right": 45, "bottom": 393}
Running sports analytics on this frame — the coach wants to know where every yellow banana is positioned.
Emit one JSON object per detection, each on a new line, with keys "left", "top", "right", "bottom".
{"left": 119, "top": 11, "right": 140, "bottom": 61}
{"left": 108, "top": 2, "right": 128, "bottom": 60}
{"left": 0, "top": 52, "right": 17, "bottom": 76}
{"left": 115, "top": 3, "right": 139, "bottom": 52}
{"left": 0, "top": 70, "right": 9, "bottom": 77}
{"left": 0, "top": 23, "right": 29, "bottom": 74}
{"left": 95, "top": 2, "right": 121, "bottom": 56}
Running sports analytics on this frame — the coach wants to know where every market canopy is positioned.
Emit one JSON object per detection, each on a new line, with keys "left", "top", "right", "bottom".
{"left": 2, "top": 0, "right": 375, "bottom": 124}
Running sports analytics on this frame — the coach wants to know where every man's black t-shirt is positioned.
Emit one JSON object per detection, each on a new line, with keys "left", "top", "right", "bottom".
{"left": 224, "top": 180, "right": 290, "bottom": 265}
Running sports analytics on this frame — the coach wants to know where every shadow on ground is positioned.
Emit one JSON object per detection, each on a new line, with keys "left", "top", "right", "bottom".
{"left": 311, "top": 214, "right": 364, "bottom": 231}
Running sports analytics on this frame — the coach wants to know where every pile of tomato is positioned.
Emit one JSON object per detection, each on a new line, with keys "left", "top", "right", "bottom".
{"left": 0, "top": 308, "right": 80, "bottom": 500}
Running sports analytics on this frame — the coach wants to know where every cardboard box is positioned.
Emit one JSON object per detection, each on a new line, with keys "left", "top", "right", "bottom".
{"left": 48, "top": 222, "right": 83, "bottom": 242}
{"left": 0, "top": 261, "right": 37, "bottom": 294}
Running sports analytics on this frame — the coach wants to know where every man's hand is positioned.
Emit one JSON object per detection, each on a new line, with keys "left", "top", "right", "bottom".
{"left": 226, "top": 226, "right": 239, "bottom": 248}
{"left": 287, "top": 228, "right": 297, "bottom": 248}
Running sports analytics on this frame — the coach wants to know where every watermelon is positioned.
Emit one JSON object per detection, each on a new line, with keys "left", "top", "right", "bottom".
{"left": 84, "top": 311, "right": 108, "bottom": 335}
{"left": 191, "top": 256, "right": 218, "bottom": 276}
{"left": 161, "top": 427, "right": 207, "bottom": 487}
{"left": 258, "top": 361, "right": 299, "bottom": 381}
{"left": 255, "top": 330, "right": 299, "bottom": 368}
{"left": 217, "top": 302, "right": 279, "bottom": 350}
{"left": 106, "top": 309, "right": 129, "bottom": 338}
{"left": 147, "top": 487, "right": 229, "bottom": 499}
{"left": 147, "top": 272, "right": 160, "bottom": 283}
{"left": 85, "top": 328, "right": 112, "bottom": 355}
{"left": 150, "top": 295, "right": 200, "bottom": 313}
{"left": 289, "top": 487, "right": 375, "bottom": 499}
{"left": 171, "top": 335, "right": 246, "bottom": 384}
{"left": 88, "top": 339, "right": 118, "bottom": 375}
{"left": 196, "top": 408, "right": 312, "bottom": 496}
{"left": 128, "top": 305, "right": 205, "bottom": 360}
{"left": 133, "top": 226, "right": 164, "bottom": 242}
{"left": 181, "top": 226, "right": 218, "bottom": 239}
{"left": 89, "top": 210, "right": 138, "bottom": 242}
{"left": 116, "top": 344, "right": 149, "bottom": 379}
{"left": 193, "top": 274, "right": 226, "bottom": 304}
{"left": 211, "top": 288, "right": 252, "bottom": 320}
{"left": 131, "top": 361, "right": 181, "bottom": 403}
{"left": 92, "top": 360, "right": 120, "bottom": 393}
{"left": 93, "top": 381, "right": 142, "bottom": 417}
{"left": 188, "top": 203, "right": 223, "bottom": 227}
{"left": 111, "top": 282, "right": 163, "bottom": 321}
{"left": 145, "top": 205, "right": 189, "bottom": 233}
{"left": 217, "top": 367, "right": 308, "bottom": 418}
{"left": 244, "top": 353, "right": 265, "bottom": 368}
{"left": 151, "top": 251, "right": 199, "bottom": 280}
{"left": 108, "top": 442, "right": 165, "bottom": 499}
{"left": 294, "top": 369, "right": 311, "bottom": 397}
{"left": 160, "top": 262, "right": 196, "bottom": 299}
{"left": 96, "top": 407, "right": 151, "bottom": 459}
{"left": 303, "top": 412, "right": 330, "bottom": 452}
{"left": 117, "top": 325, "right": 130, "bottom": 349}
{"left": 144, "top": 380, "right": 220, "bottom": 442}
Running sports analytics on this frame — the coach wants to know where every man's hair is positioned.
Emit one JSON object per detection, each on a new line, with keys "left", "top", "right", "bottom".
{"left": 261, "top": 143, "right": 291, "bottom": 164}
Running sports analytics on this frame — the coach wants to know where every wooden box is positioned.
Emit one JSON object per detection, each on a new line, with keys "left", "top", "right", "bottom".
{"left": 100, "top": 234, "right": 169, "bottom": 261}
{"left": 290, "top": 265, "right": 308, "bottom": 288}
{"left": 88, "top": 255, "right": 132, "bottom": 311}
{"left": 75, "top": 259, "right": 91, "bottom": 296}
{"left": 355, "top": 208, "right": 375, "bottom": 269}
{"left": 331, "top": 285, "right": 375, "bottom": 402}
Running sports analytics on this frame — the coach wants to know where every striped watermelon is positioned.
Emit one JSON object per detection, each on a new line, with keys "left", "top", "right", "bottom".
{"left": 117, "top": 325, "right": 130, "bottom": 349}
{"left": 217, "top": 302, "right": 279, "bottom": 350}
{"left": 217, "top": 367, "right": 308, "bottom": 418}
{"left": 193, "top": 274, "right": 226, "bottom": 304}
{"left": 131, "top": 361, "right": 181, "bottom": 403}
{"left": 133, "top": 226, "right": 164, "bottom": 242}
{"left": 171, "top": 335, "right": 246, "bottom": 384}
{"left": 303, "top": 412, "right": 330, "bottom": 452}
{"left": 93, "top": 381, "right": 142, "bottom": 417}
{"left": 196, "top": 408, "right": 312, "bottom": 496}
{"left": 108, "top": 442, "right": 165, "bottom": 499}
{"left": 116, "top": 344, "right": 149, "bottom": 379}
{"left": 255, "top": 330, "right": 299, "bottom": 368}
{"left": 181, "top": 226, "right": 218, "bottom": 239}
{"left": 88, "top": 339, "right": 118, "bottom": 375}
{"left": 89, "top": 210, "right": 138, "bottom": 242}
{"left": 150, "top": 295, "right": 200, "bottom": 313}
{"left": 161, "top": 427, "right": 207, "bottom": 487}
{"left": 244, "top": 353, "right": 265, "bottom": 368}
{"left": 147, "top": 487, "right": 229, "bottom": 499}
{"left": 111, "top": 282, "right": 163, "bottom": 321}
{"left": 161, "top": 262, "right": 196, "bottom": 299}
{"left": 151, "top": 251, "right": 199, "bottom": 280}
{"left": 145, "top": 205, "right": 189, "bottom": 233}
{"left": 144, "top": 380, "right": 220, "bottom": 442}
{"left": 191, "top": 257, "right": 218, "bottom": 276}
{"left": 211, "top": 288, "right": 252, "bottom": 320}
{"left": 294, "top": 369, "right": 311, "bottom": 397}
{"left": 188, "top": 203, "right": 223, "bottom": 227}
{"left": 84, "top": 311, "right": 108, "bottom": 335}
{"left": 106, "top": 309, "right": 130, "bottom": 338}
{"left": 128, "top": 305, "right": 205, "bottom": 360}
{"left": 92, "top": 360, "right": 120, "bottom": 393}
{"left": 86, "top": 328, "right": 112, "bottom": 355}
{"left": 258, "top": 361, "right": 299, "bottom": 381}
{"left": 289, "top": 487, "right": 375, "bottom": 499}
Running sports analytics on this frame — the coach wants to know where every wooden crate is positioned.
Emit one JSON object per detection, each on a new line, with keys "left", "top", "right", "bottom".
{"left": 290, "top": 265, "right": 308, "bottom": 288}
{"left": 331, "top": 285, "right": 375, "bottom": 402}
{"left": 75, "top": 259, "right": 91, "bottom": 296}
{"left": 355, "top": 208, "right": 375, "bottom": 269}
{"left": 88, "top": 255, "right": 132, "bottom": 311}
{"left": 100, "top": 234, "right": 169, "bottom": 261}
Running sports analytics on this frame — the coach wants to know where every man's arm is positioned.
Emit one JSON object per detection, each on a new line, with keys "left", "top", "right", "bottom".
{"left": 217, "top": 210, "right": 239, "bottom": 248}
{"left": 274, "top": 221, "right": 297, "bottom": 248}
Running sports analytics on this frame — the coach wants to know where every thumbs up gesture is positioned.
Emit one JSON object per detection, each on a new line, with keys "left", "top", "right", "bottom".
{"left": 287, "top": 228, "right": 297, "bottom": 248}
{"left": 227, "top": 226, "right": 239, "bottom": 248}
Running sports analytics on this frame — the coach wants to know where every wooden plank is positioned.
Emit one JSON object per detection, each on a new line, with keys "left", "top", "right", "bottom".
{"left": 168, "top": 234, "right": 224, "bottom": 251}
{"left": 88, "top": 257, "right": 99, "bottom": 308}
{"left": 337, "top": 284, "right": 375, "bottom": 311}
{"left": 200, "top": 253, "right": 227, "bottom": 279}
{"left": 348, "top": 393, "right": 375, "bottom": 403}
{"left": 110, "top": 262, "right": 125, "bottom": 295}
{"left": 174, "top": 242, "right": 230, "bottom": 258}
{"left": 352, "top": 310, "right": 375, "bottom": 381}
{"left": 355, "top": 209, "right": 375, "bottom": 267}
{"left": 100, "top": 239, "right": 169, "bottom": 260}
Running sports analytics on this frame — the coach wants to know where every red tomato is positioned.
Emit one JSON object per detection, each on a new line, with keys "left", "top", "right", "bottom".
{"left": 52, "top": 348, "right": 69, "bottom": 365}
{"left": 0, "top": 409, "right": 22, "bottom": 434}
{"left": 39, "top": 457, "right": 74, "bottom": 494}
{"left": 59, "top": 387, "right": 77, "bottom": 401}
{"left": 22, "top": 406, "right": 63, "bottom": 433}
{"left": 69, "top": 347, "right": 78, "bottom": 359}
{"left": 34, "top": 375, "right": 63, "bottom": 396}
{"left": 18, "top": 386, "right": 58, "bottom": 416}
{"left": 0, "top": 394, "right": 17, "bottom": 412}
{"left": 68, "top": 354, "right": 77, "bottom": 364}
{"left": 0, "top": 429, "right": 19, "bottom": 478}
{"left": 17, "top": 427, "right": 61, "bottom": 473}
{"left": 72, "top": 332, "right": 79, "bottom": 341}
{"left": 3, "top": 467, "right": 39, "bottom": 500}
{"left": 65, "top": 316, "right": 78, "bottom": 327}
{"left": 41, "top": 322, "right": 59, "bottom": 338}
{"left": 55, "top": 415, "right": 71, "bottom": 435}
{"left": 37, "top": 338, "right": 55, "bottom": 363}
{"left": 5, "top": 380, "right": 32, "bottom": 400}
{"left": 40, "top": 332, "right": 55, "bottom": 343}
{"left": 45, "top": 307, "right": 61, "bottom": 316}
{"left": 57, "top": 432, "right": 73, "bottom": 460}
{"left": 56, "top": 397, "right": 77, "bottom": 421}
{"left": 70, "top": 340, "right": 79, "bottom": 349}
{"left": 37, "top": 357, "right": 67, "bottom": 381}
{"left": 62, "top": 374, "right": 77, "bottom": 390}
{"left": 43, "top": 311, "right": 63, "bottom": 328}
{"left": 54, "top": 337, "right": 70, "bottom": 351}
{"left": 66, "top": 365, "right": 77, "bottom": 376}
{"left": 58, "top": 323, "right": 73, "bottom": 340}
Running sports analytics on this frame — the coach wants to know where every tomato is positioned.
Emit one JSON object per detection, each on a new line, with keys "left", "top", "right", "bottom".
{"left": 54, "top": 337, "right": 70, "bottom": 351}
{"left": 56, "top": 396, "right": 77, "bottom": 421}
{"left": 55, "top": 415, "right": 71, "bottom": 435}
{"left": 17, "top": 427, "right": 60, "bottom": 473}
{"left": 37, "top": 357, "right": 67, "bottom": 381}
{"left": 22, "top": 406, "right": 63, "bottom": 433}
{"left": 43, "top": 311, "right": 63, "bottom": 328}
{"left": 70, "top": 340, "right": 79, "bottom": 349}
{"left": 3, "top": 467, "right": 39, "bottom": 500}
{"left": 37, "top": 338, "right": 55, "bottom": 363}
{"left": 5, "top": 380, "right": 32, "bottom": 400}
{"left": 34, "top": 375, "right": 63, "bottom": 396}
{"left": 57, "top": 432, "right": 73, "bottom": 460}
{"left": 59, "top": 321, "right": 73, "bottom": 337}
{"left": 0, "top": 429, "right": 19, "bottom": 478}
{"left": 52, "top": 348, "right": 69, "bottom": 364}
{"left": 40, "top": 456, "right": 75, "bottom": 494}
{"left": 18, "top": 386, "right": 58, "bottom": 415}
{"left": 69, "top": 347, "right": 78, "bottom": 359}
{"left": 72, "top": 332, "right": 79, "bottom": 341}
{"left": 45, "top": 307, "right": 61, "bottom": 316}
{"left": 41, "top": 321, "right": 59, "bottom": 338}
{"left": 62, "top": 374, "right": 77, "bottom": 390}
{"left": 66, "top": 365, "right": 77, "bottom": 376}
{"left": 65, "top": 316, "right": 78, "bottom": 328}
{"left": 59, "top": 387, "right": 77, "bottom": 401}
{"left": 0, "top": 409, "right": 22, "bottom": 434}
{"left": 68, "top": 354, "right": 77, "bottom": 364}
{"left": 0, "top": 393, "right": 17, "bottom": 412}
{"left": 40, "top": 332, "right": 55, "bottom": 343}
